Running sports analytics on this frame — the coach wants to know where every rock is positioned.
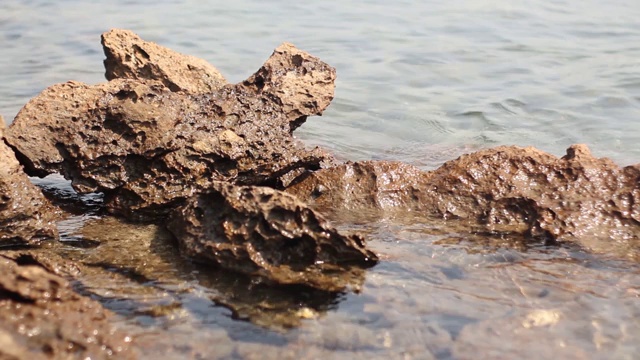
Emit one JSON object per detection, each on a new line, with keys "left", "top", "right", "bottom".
{"left": 286, "top": 160, "right": 430, "bottom": 212}
{"left": 242, "top": 42, "right": 337, "bottom": 132}
{"left": 102, "top": 28, "right": 227, "bottom": 94}
{"left": 287, "top": 145, "right": 640, "bottom": 245}
{"left": 6, "top": 37, "right": 337, "bottom": 219}
{"left": 0, "top": 116, "right": 58, "bottom": 246}
{"left": 0, "top": 253, "right": 135, "bottom": 359}
{"left": 167, "top": 182, "right": 378, "bottom": 292}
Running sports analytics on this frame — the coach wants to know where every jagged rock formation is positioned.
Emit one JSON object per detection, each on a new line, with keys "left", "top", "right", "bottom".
{"left": 0, "top": 253, "right": 134, "bottom": 359}
{"left": 167, "top": 182, "right": 378, "bottom": 292}
{"left": 102, "top": 28, "right": 227, "bottom": 94}
{"left": 5, "top": 39, "right": 336, "bottom": 219}
{"left": 0, "top": 116, "right": 58, "bottom": 246}
{"left": 287, "top": 145, "right": 640, "bottom": 244}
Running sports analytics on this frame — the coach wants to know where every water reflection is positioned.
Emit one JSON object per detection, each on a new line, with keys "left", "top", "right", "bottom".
{"left": 196, "top": 269, "right": 347, "bottom": 329}
{"left": 56, "top": 215, "right": 366, "bottom": 331}
{"left": 4, "top": 176, "right": 636, "bottom": 358}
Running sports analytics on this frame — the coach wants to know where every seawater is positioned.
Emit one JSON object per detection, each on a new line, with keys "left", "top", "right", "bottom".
{"left": 1, "top": 1, "right": 640, "bottom": 359}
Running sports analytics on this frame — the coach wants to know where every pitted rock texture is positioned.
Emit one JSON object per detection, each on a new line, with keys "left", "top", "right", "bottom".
{"left": 287, "top": 145, "right": 640, "bottom": 244}
{"left": 0, "top": 253, "right": 134, "bottom": 359}
{"left": 6, "top": 38, "right": 336, "bottom": 219}
{"left": 102, "top": 28, "right": 227, "bottom": 94}
{"left": 0, "top": 116, "right": 58, "bottom": 246}
{"left": 287, "top": 160, "right": 430, "bottom": 212}
{"left": 167, "top": 182, "right": 378, "bottom": 292}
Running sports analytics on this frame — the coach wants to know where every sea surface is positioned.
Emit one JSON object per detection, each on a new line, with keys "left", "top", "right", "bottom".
{"left": 1, "top": 1, "right": 639, "bottom": 359}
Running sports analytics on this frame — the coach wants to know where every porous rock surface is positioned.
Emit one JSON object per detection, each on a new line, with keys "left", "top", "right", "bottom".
{"left": 287, "top": 160, "right": 430, "bottom": 212}
{"left": 0, "top": 116, "right": 58, "bottom": 246}
{"left": 5, "top": 35, "right": 337, "bottom": 219}
{"left": 102, "top": 28, "right": 227, "bottom": 94}
{"left": 287, "top": 145, "right": 640, "bottom": 243}
{"left": 167, "top": 182, "right": 378, "bottom": 292}
{"left": 0, "top": 253, "right": 134, "bottom": 359}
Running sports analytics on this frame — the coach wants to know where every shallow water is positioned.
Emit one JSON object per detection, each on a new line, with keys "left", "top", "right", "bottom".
{"left": 2, "top": 1, "right": 640, "bottom": 359}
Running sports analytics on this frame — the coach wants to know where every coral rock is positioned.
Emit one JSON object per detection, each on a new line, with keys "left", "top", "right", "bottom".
{"left": 287, "top": 145, "right": 640, "bottom": 245}
{"left": 0, "top": 116, "right": 58, "bottom": 246}
{"left": 167, "top": 182, "right": 378, "bottom": 292}
{"left": 6, "top": 33, "right": 337, "bottom": 219}
{"left": 0, "top": 253, "right": 134, "bottom": 359}
{"left": 102, "top": 28, "right": 227, "bottom": 94}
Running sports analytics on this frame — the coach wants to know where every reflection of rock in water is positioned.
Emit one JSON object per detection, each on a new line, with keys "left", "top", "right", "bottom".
{"left": 52, "top": 216, "right": 364, "bottom": 331}
{"left": 195, "top": 267, "right": 347, "bottom": 329}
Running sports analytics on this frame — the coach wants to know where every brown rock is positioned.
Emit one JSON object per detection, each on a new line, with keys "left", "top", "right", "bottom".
{"left": 286, "top": 160, "right": 430, "bottom": 212}
{"left": 0, "top": 116, "right": 58, "bottom": 246}
{"left": 167, "top": 182, "right": 378, "bottom": 292}
{"left": 243, "top": 42, "right": 337, "bottom": 132}
{"left": 0, "top": 253, "right": 134, "bottom": 359}
{"left": 102, "top": 28, "right": 227, "bottom": 93}
{"left": 287, "top": 145, "right": 640, "bottom": 245}
{"left": 6, "top": 39, "right": 337, "bottom": 219}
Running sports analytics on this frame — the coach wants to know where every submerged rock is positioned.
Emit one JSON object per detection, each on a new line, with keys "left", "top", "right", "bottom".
{"left": 102, "top": 28, "right": 227, "bottom": 94}
{"left": 5, "top": 33, "right": 336, "bottom": 219}
{"left": 167, "top": 182, "right": 378, "bottom": 292}
{"left": 0, "top": 253, "right": 134, "bottom": 359}
{"left": 0, "top": 116, "right": 58, "bottom": 246}
{"left": 287, "top": 145, "right": 640, "bottom": 245}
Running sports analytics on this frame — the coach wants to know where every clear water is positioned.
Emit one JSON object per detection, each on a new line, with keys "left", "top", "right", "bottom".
{"left": 2, "top": 1, "right": 640, "bottom": 359}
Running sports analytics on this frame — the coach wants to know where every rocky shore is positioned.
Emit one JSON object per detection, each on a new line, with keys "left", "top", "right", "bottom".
{"left": 1, "top": 29, "right": 638, "bottom": 358}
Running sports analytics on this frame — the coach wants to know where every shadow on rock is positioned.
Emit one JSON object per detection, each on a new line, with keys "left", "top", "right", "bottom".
{"left": 31, "top": 174, "right": 105, "bottom": 217}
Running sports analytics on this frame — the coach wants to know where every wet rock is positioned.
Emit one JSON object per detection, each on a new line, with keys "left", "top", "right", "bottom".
{"left": 167, "top": 182, "right": 378, "bottom": 292}
{"left": 1, "top": 251, "right": 81, "bottom": 278}
{"left": 0, "top": 253, "right": 134, "bottom": 359}
{"left": 6, "top": 37, "right": 336, "bottom": 219}
{"left": 0, "top": 116, "right": 58, "bottom": 246}
{"left": 287, "top": 145, "right": 640, "bottom": 245}
{"left": 286, "top": 160, "right": 430, "bottom": 212}
{"left": 102, "top": 28, "right": 227, "bottom": 94}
